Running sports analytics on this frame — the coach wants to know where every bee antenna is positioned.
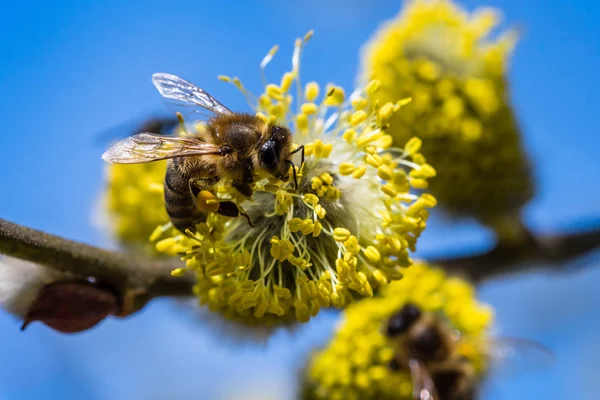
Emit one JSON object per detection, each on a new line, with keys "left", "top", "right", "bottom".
{"left": 286, "top": 159, "right": 298, "bottom": 190}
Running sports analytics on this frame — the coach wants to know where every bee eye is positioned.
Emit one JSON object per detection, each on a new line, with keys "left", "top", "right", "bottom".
{"left": 386, "top": 303, "right": 421, "bottom": 337}
{"left": 260, "top": 139, "right": 279, "bottom": 172}
{"left": 386, "top": 314, "right": 409, "bottom": 336}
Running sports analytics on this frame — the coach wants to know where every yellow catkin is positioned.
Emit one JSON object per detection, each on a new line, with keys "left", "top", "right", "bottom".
{"left": 302, "top": 262, "right": 494, "bottom": 400}
{"left": 104, "top": 161, "right": 170, "bottom": 251}
{"left": 360, "top": 0, "right": 533, "bottom": 240}
{"left": 137, "top": 32, "right": 435, "bottom": 327}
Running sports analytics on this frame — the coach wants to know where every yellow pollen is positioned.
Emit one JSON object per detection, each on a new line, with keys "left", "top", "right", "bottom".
{"left": 303, "top": 193, "right": 320, "bottom": 205}
{"left": 343, "top": 129, "right": 357, "bottom": 143}
{"left": 266, "top": 84, "right": 284, "bottom": 100}
{"left": 314, "top": 204, "right": 327, "bottom": 219}
{"left": 350, "top": 110, "right": 368, "bottom": 126}
{"left": 365, "top": 154, "right": 382, "bottom": 168}
{"left": 324, "top": 85, "right": 345, "bottom": 106}
{"left": 352, "top": 96, "right": 368, "bottom": 110}
{"left": 381, "top": 183, "right": 398, "bottom": 198}
{"left": 270, "top": 236, "right": 294, "bottom": 262}
{"left": 296, "top": 113, "right": 309, "bottom": 130}
{"left": 364, "top": 246, "right": 381, "bottom": 262}
{"left": 301, "top": 102, "right": 318, "bottom": 115}
{"left": 404, "top": 137, "right": 422, "bottom": 155}
{"left": 365, "top": 79, "right": 381, "bottom": 94}
{"left": 339, "top": 163, "right": 356, "bottom": 176}
{"left": 333, "top": 228, "right": 352, "bottom": 242}
{"left": 352, "top": 166, "right": 367, "bottom": 179}
{"left": 280, "top": 72, "right": 295, "bottom": 92}
{"left": 377, "top": 165, "right": 394, "bottom": 181}
{"left": 305, "top": 82, "right": 320, "bottom": 102}
{"left": 256, "top": 112, "right": 268, "bottom": 123}
{"left": 378, "top": 102, "right": 395, "bottom": 123}
{"left": 196, "top": 190, "right": 220, "bottom": 213}
{"left": 320, "top": 173, "right": 334, "bottom": 185}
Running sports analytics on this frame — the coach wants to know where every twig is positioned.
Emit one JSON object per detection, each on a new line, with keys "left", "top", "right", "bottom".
{"left": 432, "top": 225, "right": 600, "bottom": 283}
{"left": 1, "top": 217, "right": 600, "bottom": 320}
{"left": 0, "top": 218, "right": 195, "bottom": 315}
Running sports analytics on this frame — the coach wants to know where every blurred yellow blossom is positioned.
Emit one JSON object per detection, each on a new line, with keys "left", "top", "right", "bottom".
{"left": 302, "top": 262, "right": 493, "bottom": 400}
{"left": 360, "top": 0, "right": 534, "bottom": 240}
{"left": 104, "top": 160, "right": 169, "bottom": 251}
{"left": 151, "top": 32, "right": 435, "bottom": 325}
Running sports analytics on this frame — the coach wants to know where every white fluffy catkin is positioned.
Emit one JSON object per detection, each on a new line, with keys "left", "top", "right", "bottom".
{"left": 0, "top": 256, "right": 70, "bottom": 317}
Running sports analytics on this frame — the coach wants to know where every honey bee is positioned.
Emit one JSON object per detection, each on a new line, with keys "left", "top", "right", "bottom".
{"left": 385, "top": 303, "right": 552, "bottom": 400}
{"left": 102, "top": 73, "right": 303, "bottom": 232}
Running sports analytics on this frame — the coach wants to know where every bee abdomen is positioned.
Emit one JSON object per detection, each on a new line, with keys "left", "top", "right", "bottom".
{"left": 164, "top": 161, "right": 206, "bottom": 232}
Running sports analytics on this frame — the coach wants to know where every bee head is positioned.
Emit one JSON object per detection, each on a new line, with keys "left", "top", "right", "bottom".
{"left": 386, "top": 303, "right": 451, "bottom": 362}
{"left": 408, "top": 321, "right": 449, "bottom": 362}
{"left": 386, "top": 303, "right": 422, "bottom": 337}
{"left": 258, "top": 124, "right": 293, "bottom": 180}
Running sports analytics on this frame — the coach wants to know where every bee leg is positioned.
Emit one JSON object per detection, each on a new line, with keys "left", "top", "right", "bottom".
{"left": 238, "top": 206, "right": 255, "bottom": 227}
{"left": 217, "top": 201, "right": 255, "bottom": 227}
{"left": 232, "top": 182, "right": 253, "bottom": 198}
{"left": 216, "top": 201, "right": 239, "bottom": 217}
{"left": 188, "top": 177, "right": 218, "bottom": 198}
{"left": 286, "top": 160, "right": 299, "bottom": 189}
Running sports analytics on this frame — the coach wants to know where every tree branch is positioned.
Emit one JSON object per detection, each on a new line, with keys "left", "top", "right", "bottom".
{"left": 1, "top": 216, "right": 599, "bottom": 325}
{"left": 432, "top": 225, "right": 600, "bottom": 283}
{"left": 0, "top": 218, "right": 195, "bottom": 315}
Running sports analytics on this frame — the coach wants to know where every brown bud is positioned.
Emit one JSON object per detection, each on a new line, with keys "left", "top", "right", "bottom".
{"left": 22, "top": 281, "right": 119, "bottom": 333}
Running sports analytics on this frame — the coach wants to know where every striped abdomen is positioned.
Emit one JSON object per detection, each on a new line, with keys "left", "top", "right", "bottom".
{"left": 164, "top": 160, "right": 206, "bottom": 232}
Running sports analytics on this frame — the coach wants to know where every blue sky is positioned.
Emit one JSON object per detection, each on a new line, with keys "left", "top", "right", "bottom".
{"left": 0, "top": 1, "right": 599, "bottom": 399}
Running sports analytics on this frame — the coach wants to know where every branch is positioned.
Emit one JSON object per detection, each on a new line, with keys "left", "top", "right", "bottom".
{"left": 1, "top": 216, "right": 599, "bottom": 331}
{"left": 0, "top": 218, "right": 195, "bottom": 316}
{"left": 432, "top": 225, "right": 600, "bottom": 283}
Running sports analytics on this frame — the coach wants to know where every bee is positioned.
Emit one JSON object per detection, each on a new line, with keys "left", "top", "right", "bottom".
{"left": 102, "top": 73, "right": 304, "bottom": 232}
{"left": 385, "top": 303, "right": 552, "bottom": 400}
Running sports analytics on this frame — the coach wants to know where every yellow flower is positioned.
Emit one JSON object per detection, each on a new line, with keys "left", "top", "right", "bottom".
{"left": 153, "top": 32, "right": 435, "bottom": 325}
{"left": 104, "top": 160, "right": 170, "bottom": 251}
{"left": 360, "top": 0, "right": 534, "bottom": 241}
{"left": 302, "top": 262, "right": 493, "bottom": 400}
{"left": 101, "top": 118, "right": 192, "bottom": 252}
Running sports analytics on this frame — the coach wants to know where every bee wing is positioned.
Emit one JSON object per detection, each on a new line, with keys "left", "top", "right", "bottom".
{"left": 152, "top": 73, "right": 233, "bottom": 116}
{"left": 102, "top": 133, "right": 223, "bottom": 164}
{"left": 482, "top": 336, "right": 556, "bottom": 377}
{"left": 408, "top": 359, "right": 440, "bottom": 400}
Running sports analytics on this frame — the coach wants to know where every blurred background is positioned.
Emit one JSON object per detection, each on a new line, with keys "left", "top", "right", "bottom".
{"left": 0, "top": 0, "right": 599, "bottom": 399}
